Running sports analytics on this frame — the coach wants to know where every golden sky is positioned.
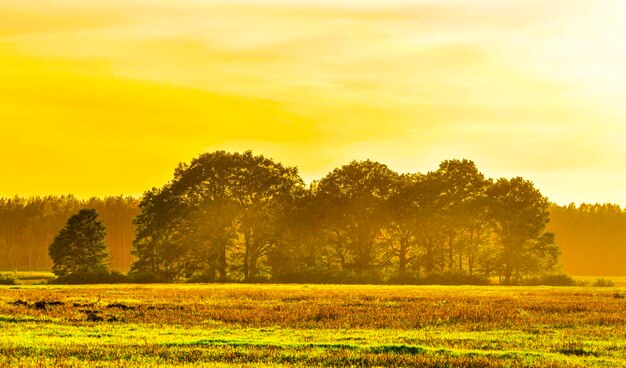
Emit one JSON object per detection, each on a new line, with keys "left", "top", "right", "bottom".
{"left": 1, "top": 0, "right": 626, "bottom": 205}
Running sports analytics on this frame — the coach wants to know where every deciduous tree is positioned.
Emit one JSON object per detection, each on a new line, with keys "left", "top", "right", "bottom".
{"left": 48, "top": 208, "right": 109, "bottom": 277}
{"left": 316, "top": 160, "right": 399, "bottom": 279}
{"left": 488, "top": 177, "right": 558, "bottom": 283}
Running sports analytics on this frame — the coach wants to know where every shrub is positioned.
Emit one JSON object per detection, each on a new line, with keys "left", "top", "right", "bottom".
{"left": 186, "top": 273, "right": 218, "bottom": 283}
{"left": 271, "top": 268, "right": 344, "bottom": 284}
{"left": 592, "top": 278, "right": 615, "bottom": 287}
{"left": 417, "top": 271, "right": 490, "bottom": 286}
{"left": 0, "top": 275, "right": 16, "bottom": 285}
{"left": 127, "top": 271, "right": 166, "bottom": 284}
{"left": 49, "top": 270, "right": 128, "bottom": 284}
{"left": 271, "top": 268, "right": 387, "bottom": 285}
{"left": 522, "top": 274, "right": 576, "bottom": 286}
{"left": 386, "top": 273, "right": 420, "bottom": 285}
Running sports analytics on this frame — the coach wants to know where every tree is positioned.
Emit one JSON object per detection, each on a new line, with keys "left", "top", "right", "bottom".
{"left": 48, "top": 209, "right": 110, "bottom": 277}
{"left": 488, "top": 177, "right": 559, "bottom": 283}
{"left": 131, "top": 186, "right": 187, "bottom": 281}
{"left": 387, "top": 172, "right": 446, "bottom": 279}
{"left": 316, "top": 160, "right": 399, "bottom": 280}
{"left": 131, "top": 151, "right": 304, "bottom": 282}
{"left": 435, "top": 159, "right": 490, "bottom": 273}
{"left": 268, "top": 182, "right": 330, "bottom": 282}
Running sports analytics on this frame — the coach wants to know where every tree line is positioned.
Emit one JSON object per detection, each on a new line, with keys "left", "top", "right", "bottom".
{"left": 130, "top": 151, "right": 558, "bottom": 284}
{"left": 2, "top": 151, "right": 625, "bottom": 283}
{"left": 547, "top": 203, "right": 626, "bottom": 276}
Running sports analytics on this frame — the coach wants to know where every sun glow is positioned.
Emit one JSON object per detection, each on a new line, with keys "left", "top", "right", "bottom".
{"left": 1, "top": 0, "right": 626, "bottom": 204}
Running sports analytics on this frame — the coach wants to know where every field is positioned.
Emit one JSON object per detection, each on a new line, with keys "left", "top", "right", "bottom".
{"left": 0, "top": 284, "right": 625, "bottom": 367}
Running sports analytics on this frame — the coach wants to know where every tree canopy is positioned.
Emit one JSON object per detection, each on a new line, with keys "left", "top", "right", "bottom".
{"left": 131, "top": 151, "right": 304, "bottom": 282}
{"left": 48, "top": 208, "right": 110, "bottom": 277}
{"left": 130, "top": 152, "right": 558, "bottom": 284}
{"left": 2, "top": 175, "right": 624, "bottom": 280}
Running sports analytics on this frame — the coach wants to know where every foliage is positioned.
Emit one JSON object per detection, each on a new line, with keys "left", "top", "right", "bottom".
{"left": 315, "top": 160, "right": 399, "bottom": 276}
{"left": 126, "top": 271, "right": 166, "bottom": 284}
{"left": 0, "top": 275, "right": 16, "bottom": 285}
{"left": 49, "top": 270, "right": 127, "bottom": 284}
{"left": 416, "top": 271, "right": 491, "bottom": 285}
{"left": 128, "top": 152, "right": 563, "bottom": 284}
{"left": 131, "top": 151, "right": 304, "bottom": 282}
{"left": 488, "top": 177, "right": 559, "bottom": 284}
{"left": 0, "top": 196, "right": 138, "bottom": 270}
{"left": 48, "top": 209, "right": 110, "bottom": 277}
{"left": 522, "top": 274, "right": 577, "bottom": 286}
{"left": 130, "top": 186, "right": 185, "bottom": 281}
{"left": 592, "top": 278, "right": 615, "bottom": 287}
{"left": 0, "top": 151, "right": 568, "bottom": 285}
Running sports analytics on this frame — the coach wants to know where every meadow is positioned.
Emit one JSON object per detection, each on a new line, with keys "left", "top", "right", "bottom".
{"left": 0, "top": 284, "right": 625, "bottom": 367}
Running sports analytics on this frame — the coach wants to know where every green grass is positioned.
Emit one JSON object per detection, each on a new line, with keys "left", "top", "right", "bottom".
{"left": 0, "top": 284, "right": 625, "bottom": 366}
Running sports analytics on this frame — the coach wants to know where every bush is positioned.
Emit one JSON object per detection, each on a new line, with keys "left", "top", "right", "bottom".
{"left": 127, "top": 271, "right": 166, "bottom": 284}
{"left": 0, "top": 275, "right": 17, "bottom": 285}
{"left": 49, "top": 270, "right": 128, "bottom": 284}
{"left": 416, "top": 271, "right": 490, "bottom": 286}
{"left": 271, "top": 268, "right": 343, "bottom": 284}
{"left": 386, "top": 273, "right": 420, "bottom": 285}
{"left": 187, "top": 273, "right": 219, "bottom": 283}
{"left": 271, "top": 268, "right": 386, "bottom": 284}
{"left": 522, "top": 274, "right": 577, "bottom": 286}
{"left": 592, "top": 278, "right": 615, "bottom": 287}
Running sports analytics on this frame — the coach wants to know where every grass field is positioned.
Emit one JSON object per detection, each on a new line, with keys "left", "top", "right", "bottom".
{"left": 0, "top": 284, "right": 625, "bottom": 367}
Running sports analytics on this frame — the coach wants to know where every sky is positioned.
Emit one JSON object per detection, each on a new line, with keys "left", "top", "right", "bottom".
{"left": 1, "top": 0, "right": 626, "bottom": 205}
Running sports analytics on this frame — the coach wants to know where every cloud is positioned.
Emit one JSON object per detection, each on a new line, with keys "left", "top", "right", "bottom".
{"left": 1, "top": 0, "right": 626, "bottom": 204}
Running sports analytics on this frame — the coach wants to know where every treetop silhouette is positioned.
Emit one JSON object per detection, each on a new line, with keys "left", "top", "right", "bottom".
{"left": 130, "top": 152, "right": 557, "bottom": 284}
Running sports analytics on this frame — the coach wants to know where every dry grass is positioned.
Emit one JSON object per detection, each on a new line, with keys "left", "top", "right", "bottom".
{"left": 0, "top": 284, "right": 625, "bottom": 367}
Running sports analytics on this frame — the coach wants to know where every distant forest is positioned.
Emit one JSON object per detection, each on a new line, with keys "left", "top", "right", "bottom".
{"left": 0, "top": 196, "right": 139, "bottom": 271}
{"left": 0, "top": 152, "right": 625, "bottom": 280}
{"left": 548, "top": 204, "right": 626, "bottom": 276}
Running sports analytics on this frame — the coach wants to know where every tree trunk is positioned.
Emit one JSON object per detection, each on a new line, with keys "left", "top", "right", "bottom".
{"left": 424, "top": 239, "right": 434, "bottom": 276}
{"left": 398, "top": 249, "right": 407, "bottom": 278}
{"left": 448, "top": 235, "right": 454, "bottom": 271}
{"left": 217, "top": 240, "right": 227, "bottom": 281}
{"left": 504, "top": 264, "right": 512, "bottom": 284}
{"left": 248, "top": 249, "right": 258, "bottom": 282}
{"left": 398, "top": 234, "right": 409, "bottom": 281}
{"left": 243, "top": 229, "right": 251, "bottom": 281}
{"left": 243, "top": 247, "right": 249, "bottom": 282}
